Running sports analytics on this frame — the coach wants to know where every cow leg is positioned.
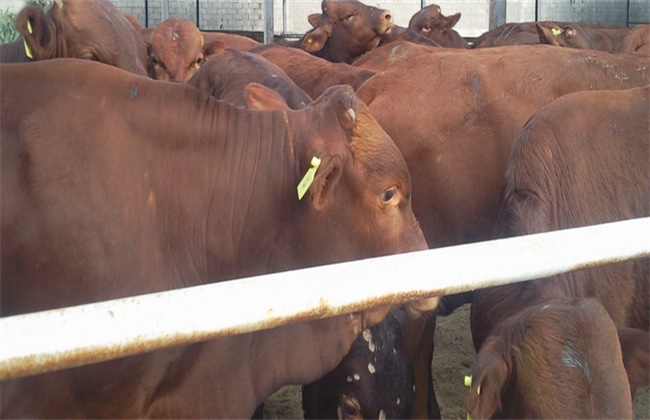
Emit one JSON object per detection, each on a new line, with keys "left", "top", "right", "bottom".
{"left": 404, "top": 311, "right": 439, "bottom": 419}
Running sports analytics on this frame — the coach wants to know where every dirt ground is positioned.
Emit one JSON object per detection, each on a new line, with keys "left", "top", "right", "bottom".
{"left": 264, "top": 304, "right": 650, "bottom": 419}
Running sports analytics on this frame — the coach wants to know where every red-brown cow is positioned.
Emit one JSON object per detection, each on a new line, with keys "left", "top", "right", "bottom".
{"left": 251, "top": 44, "right": 376, "bottom": 99}
{"left": 468, "top": 86, "right": 650, "bottom": 418}
{"left": 536, "top": 21, "right": 631, "bottom": 52}
{"left": 469, "top": 299, "right": 635, "bottom": 418}
{"left": 306, "top": 46, "right": 649, "bottom": 418}
{"left": 407, "top": 4, "right": 469, "bottom": 48}
{"left": 2, "top": 0, "right": 147, "bottom": 75}
{"left": 356, "top": 46, "right": 649, "bottom": 251}
{"left": 0, "top": 59, "right": 435, "bottom": 418}
{"left": 145, "top": 18, "right": 204, "bottom": 83}
{"left": 299, "top": 0, "right": 393, "bottom": 63}
{"left": 619, "top": 24, "right": 650, "bottom": 55}
{"left": 471, "top": 22, "right": 543, "bottom": 48}
{"left": 351, "top": 40, "right": 440, "bottom": 72}
{"left": 187, "top": 49, "right": 312, "bottom": 109}
{"left": 201, "top": 30, "right": 261, "bottom": 52}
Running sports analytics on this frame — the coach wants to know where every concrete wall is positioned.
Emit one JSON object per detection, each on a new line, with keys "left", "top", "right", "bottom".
{"left": 1, "top": 0, "right": 27, "bottom": 13}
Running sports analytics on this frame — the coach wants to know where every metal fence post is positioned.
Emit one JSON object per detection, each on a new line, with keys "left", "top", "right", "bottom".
{"left": 489, "top": 0, "right": 506, "bottom": 30}
{"left": 264, "top": 0, "right": 274, "bottom": 44}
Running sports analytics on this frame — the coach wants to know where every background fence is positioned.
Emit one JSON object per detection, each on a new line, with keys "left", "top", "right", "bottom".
{"left": 108, "top": 0, "right": 649, "bottom": 38}
{"left": 1, "top": 0, "right": 647, "bottom": 38}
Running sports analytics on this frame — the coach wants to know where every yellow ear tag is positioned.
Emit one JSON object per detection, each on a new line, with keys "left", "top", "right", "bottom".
{"left": 551, "top": 28, "right": 562, "bottom": 36}
{"left": 464, "top": 375, "right": 476, "bottom": 420}
{"left": 23, "top": 20, "right": 33, "bottom": 59}
{"left": 297, "top": 156, "right": 321, "bottom": 200}
{"left": 307, "top": 37, "right": 313, "bottom": 44}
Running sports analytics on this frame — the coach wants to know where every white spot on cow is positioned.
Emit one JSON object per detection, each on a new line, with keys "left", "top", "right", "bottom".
{"left": 396, "top": 397, "right": 401, "bottom": 405}
{"left": 368, "top": 362, "right": 376, "bottom": 374}
{"left": 337, "top": 406, "right": 343, "bottom": 420}
{"left": 413, "top": 384, "right": 416, "bottom": 392}
{"left": 393, "top": 348, "right": 397, "bottom": 354}
{"left": 379, "top": 409, "right": 386, "bottom": 420}
{"left": 54, "top": 0, "right": 63, "bottom": 7}
{"left": 347, "top": 108, "right": 356, "bottom": 121}
{"left": 542, "top": 304, "right": 550, "bottom": 310}
{"left": 346, "top": 376, "right": 353, "bottom": 382}
{"left": 354, "top": 373, "right": 360, "bottom": 381}
{"left": 363, "top": 329, "right": 376, "bottom": 352}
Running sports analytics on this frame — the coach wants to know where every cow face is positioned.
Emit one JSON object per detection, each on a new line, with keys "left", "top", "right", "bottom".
{"left": 293, "top": 85, "right": 428, "bottom": 261}
{"left": 303, "top": 310, "right": 415, "bottom": 419}
{"left": 300, "top": 0, "right": 393, "bottom": 63}
{"left": 246, "top": 83, "right": 437, "bottom": 316}
{"left": 15, "top": 0, "right": 148, "bottom": 75}
{"left": 147, "top": 18, "right": 205, "bottom": 83}
{"left": 407, "top": 4, "right": 465, "bottom": 48}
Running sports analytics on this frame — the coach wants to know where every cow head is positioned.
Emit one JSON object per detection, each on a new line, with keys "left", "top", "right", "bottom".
{"left": 146, "top": 18, "right": 205, "bottom": 83}
{"left": 245, "top": 82, "right": 438, "bottom": 318}
{"left": 467, "top": 299, "right": 633, "bottom": 419}
{"left": 536, "top": 23, "right": 593, "bottom": 50}
{"left": 407, "top": 4, "right": 467, "bottom": 48}
{"left": 302, "top": 310, "right": 416, "bottom": 419}
{"left": 15, "top": 0, "right": 148, "bottom": 75}
{"left": 300, "top": 0, "right": 393, "bottom": 63}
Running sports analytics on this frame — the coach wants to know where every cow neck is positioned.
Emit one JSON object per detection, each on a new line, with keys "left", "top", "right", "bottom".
{"left": 144, "top": 93, "right": 298, "bottom": 286}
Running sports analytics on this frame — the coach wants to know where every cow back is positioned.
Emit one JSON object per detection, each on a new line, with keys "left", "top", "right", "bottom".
{"left": 357, "top": 46, "right": 650, "bottom": 249}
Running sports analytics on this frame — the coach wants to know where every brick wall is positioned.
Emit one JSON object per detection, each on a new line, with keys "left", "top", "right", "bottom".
{"left": 4, "top": 0, "right": 646, "bottom": 38}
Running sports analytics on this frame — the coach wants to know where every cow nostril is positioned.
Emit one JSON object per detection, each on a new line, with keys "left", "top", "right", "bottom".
{"left": 384, "top": 13, "right": 392, "bottom": 22}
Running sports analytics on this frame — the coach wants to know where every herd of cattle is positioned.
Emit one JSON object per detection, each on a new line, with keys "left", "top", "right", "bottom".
{"left": 0, "top": 0, "right": 648, "bottom": 418}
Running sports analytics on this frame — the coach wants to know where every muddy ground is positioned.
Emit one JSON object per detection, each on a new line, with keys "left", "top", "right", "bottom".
{"left": 264, "top": 304, "right": 650, "bottom": 419}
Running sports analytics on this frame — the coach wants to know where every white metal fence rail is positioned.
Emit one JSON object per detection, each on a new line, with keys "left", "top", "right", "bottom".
{"left": 1, "top": 217, "right": 649, "bottom": 381}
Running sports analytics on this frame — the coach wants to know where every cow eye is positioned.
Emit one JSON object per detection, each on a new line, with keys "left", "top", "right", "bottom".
{"left": 339, "top": 394, "right": 361, "bottom": 419}
{"left": 81, "top": 52, "right": 99, "bottom": 61}
{"left": 192, "top": 56, "right": 204, "bottom": 69}
{"left": 423, "top": 24, "right": 432, "bottom": 32}
{"left": 342, "top": 13, "right": 356, "bottom": 22}
{"left": 381, "top": 188, "right": 397, "bottom": 203}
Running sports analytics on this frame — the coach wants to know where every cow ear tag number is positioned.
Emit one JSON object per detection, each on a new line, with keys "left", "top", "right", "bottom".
{"left": 551, "top": 27, "right": 562, "bottom": 36}
{"left": 297, "top": 156, "right": 321, "bottom": 200}
{"left": 23, "top": 20, "right": 34, "bottom": 59}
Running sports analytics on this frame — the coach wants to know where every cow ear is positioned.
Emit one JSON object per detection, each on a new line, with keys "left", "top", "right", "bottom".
{"left": 617, "top": 327, "right": 650, "bottom": 395}
{"left": 15, "top": 5, "right": 56, "bottom": 60}
{"left": 300, "top": 23, "right": 332, "bottom": 53}
{"left": 203, "top": 40, "right": 228, "bottom": 59}
{"left": 536, "top": 23, "right": 560, "bottom": 45}
{"left": 447, "top": 13, "right": 461, "bottom": 29}
{"left": 466, "top": 336, "right": 511, "bottom": 419}
{"left": 244, "top": 82, "right": 291, "bottom": 111}
{"left": 307, "top": 155, "right": 343, "bottom": 210}
{"left": 308, "top": 13, "right": 322, "bottom": 28}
